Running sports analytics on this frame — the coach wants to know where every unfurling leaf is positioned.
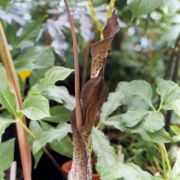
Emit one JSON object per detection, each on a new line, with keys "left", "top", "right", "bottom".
{"left": 90, "top": 11, "right": 119, "bottom": 78}
{"left": 69, "top": 12, "right": 120, "bottom": 180}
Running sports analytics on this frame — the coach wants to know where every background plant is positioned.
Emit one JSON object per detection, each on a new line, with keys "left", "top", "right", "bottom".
{"left": 0, "top": 0, "right": 179, "bottom": 180}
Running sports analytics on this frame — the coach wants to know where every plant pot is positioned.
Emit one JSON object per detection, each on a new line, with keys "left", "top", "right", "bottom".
{"left": 61, "top": 160, "right": 100, "bottom": 180}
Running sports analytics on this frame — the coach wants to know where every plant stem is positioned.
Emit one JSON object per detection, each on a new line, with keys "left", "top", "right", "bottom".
{"left": 19, "top": 119, "right": 37, "bottom": 139}
{"left": 88, "top": 0, "right": 103, "bottom": 33}
{"left": 0, "top": 21, "right": 32, "bottom": 180}
{"left": 18, "top": 118, "right": 61, "bottom": 173}
{"left": 88, "top": 0, "right": 116, "bottom": 39}
{"left": 107, "top": 0, "right": 116, "bottom": 19}
{"left": 43, "top": 148, "right": 60, "bottom": 171}
{"left": 158, "top": 144, "right": 171, "bottom": 180}
{"left": 164, "top": 34, "right": 180, "bottom": 131}
{"left": 64, "top": 0, "right": 82, "bottom": 130}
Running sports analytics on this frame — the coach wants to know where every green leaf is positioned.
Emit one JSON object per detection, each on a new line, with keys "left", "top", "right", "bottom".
{"left": 29, "top": 121, "right": 43, "bottom": 168}
{"left": 92, "top": 128, "right": 117, "bottom": 173}
{"left": 43, "top": 105, "right": 70, "bottom": 123}
{"left": 0, "top": 172, "right": 4, "bottom": 180}
{"left": 100, "top": 82, "right": 124, "bottom": 121}
{"left": 101, "top": 162, "right": 153, "bottom": 180}
{"left": 50, "top": 136, "right": 73, "bottom": 158}
{"left": 33, "top": 150, "right": 43, "bottom": 168}
{"left": 104, "top": 114, "right": 171, "bottom": 143}
{"left": 121, "top": 80, "right": 153, "bottom": 108}
{"left": 0, "top": 64, "right": 17, "bottom": 117}
{"left": 0, "top": 139, "right": 15, "bottom": 173}
{"left": 121, "top": 109, "right": 148, "bottom": 128}
{"left": 171, "top": 149, "right": 180, "bottom": 180}
{"left": 161, "top": 25, "right": 180, "bottom": 45}
{"left": 0, "top": 0, "right": 10, "bottom": 8}
{"left": 172, "top": 100, "right": 180, "bottom": 117}
{"left": 143, "top": 112, "right": 165, "bottom": 133}
{"left": 22, "top": 95, "right": 50, "bottom": 120}
{"left": 128, "top": 0, "right": 165, "bottom": 17}
{"left": 14, "top": 46, "right": 55, "bottom": 72}
{"left": 156, "top": 79, "right": 180, "bottom": 110}
{"left": 42, "top": 86, "right": 75, "bottom": 111}
{"left": 171, "top": 125, "right": 180, "bottom": 135}
{"left": 29, "top": 66, "right": 74, "bottom": 95}
{"left": 33, "top": 123, "right": 71, "bottom": 154}
{"left": 17, "top": 17, "right": 45, "bottom": 48}
{"left": 140, "top": 129, "right": 171, "bottom": 143}
{"left": 0, "top": 117, "right": 15, "bottom": 142}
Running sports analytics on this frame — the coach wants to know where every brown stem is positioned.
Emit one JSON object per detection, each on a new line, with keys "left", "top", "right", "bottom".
{"left": 43, "top": 147, "right": 61, "bottom": 171}
{"left": 164, "top": 52, "right": 175, "bottom": 80}
{"left": 0, "top": 21, "right": 32, "bottom": 180}
{"left": 64, "top": 0, "right": 82, "bottom": 129}
{"left": 164, "top": 35, "right": 180, "bottom": 131}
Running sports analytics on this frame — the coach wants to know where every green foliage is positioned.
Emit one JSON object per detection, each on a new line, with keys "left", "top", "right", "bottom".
{"left": 32, "top": 123, "right": 71, "bottom": 154}
{"left": 0, "top": 139, "right": 15, "bottom": 173}
{"left": 0, "top": 64, "right": 17, "bottom": 117}
{"left": 0, "top": 117, "right": 15, "bottom": 142}
{"left": 0, "top": 172, "right": 4, "bottom": 180}
{"left": 157, "top": 79, "right": 180, "bottom": 116}
{"left": 101, "top": 162, "right": 154, "bottom": 180}
{"left": 120, "top": 109, "right": 148, "bottom": 128}
{"left": 101, "top": 79, "right": 179, "bottom": 143}
{"left": 100, "top": 83, "right": 124, "bottom": 121}
{"left": 22, "top": 94, "right": 50, "bottom": 120}
{"left": 22, "top": 66, "right": 73, "bottom": 121}
{"left": 50, "top": 136, "right": 73, "bottom": 158}
{"left": 14, "top": 46, "right": 55, "bottom": 72}
{"left": 143, "top": 112, "right": 165, "bottom": 133}
{"left": 29, "top": 66, "right": 74, "bottom": 95}
{"left": 128, "top": 0, "right": 165, "bottom": 17}
{"left": 0, "top": 0, "right": 180, "bottom": 178}
{"left": 29, "top": 121, "right": 43, "bottom": 168}
{"left": 92, "top": 128, "right": 117, "bottom": 174}
{"left": 121, "top": 80, "right": 154, "bottom": 108}
{"left": 0, "top": 0, "right": 9, "bottom": 8}
{"left": 171, "top": 149, "right": 180, "bottom": 180}
{"left": 42, "top": 86, "right": 75, "bottom": 111}
{"left": 43, "top": 105, "right": 70, "bottom": 123}
{"left": 17, "top": 17, "right": 46, "bottom": 49}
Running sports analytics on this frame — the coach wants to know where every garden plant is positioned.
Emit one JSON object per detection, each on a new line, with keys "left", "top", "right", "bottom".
{"left": 0, "top": 0, "right": 180, "bottom": 180}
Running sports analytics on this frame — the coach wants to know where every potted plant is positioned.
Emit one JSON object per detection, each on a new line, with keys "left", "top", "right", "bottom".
{"left": 0, "top": 0, "right": 180, "bottom": 180}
